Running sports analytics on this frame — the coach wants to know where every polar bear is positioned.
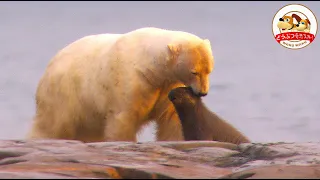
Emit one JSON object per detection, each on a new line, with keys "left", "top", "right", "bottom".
{"left": 27, "top": 27, "right": 214, "bottom": 142}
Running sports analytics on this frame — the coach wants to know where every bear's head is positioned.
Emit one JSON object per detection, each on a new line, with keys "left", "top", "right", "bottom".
{"left": 168, "top": 39, "right": 214, "bottom": 97}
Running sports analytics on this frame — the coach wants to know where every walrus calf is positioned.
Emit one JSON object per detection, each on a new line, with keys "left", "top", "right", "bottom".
{"left": 168, "top": 87, "right": 251, "bottom": 145}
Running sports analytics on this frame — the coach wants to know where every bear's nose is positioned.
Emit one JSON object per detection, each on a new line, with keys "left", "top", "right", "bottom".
{"left": 279, "top": 18, "right": 284, "bottom": 21}
{"left": 198, "top": 92, "right": 207, "bottom": 97}
{"left": 296, "top": 24, "right": 299, "bottom": 27}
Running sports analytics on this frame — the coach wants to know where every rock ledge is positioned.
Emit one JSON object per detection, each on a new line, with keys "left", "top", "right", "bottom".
{"left": 0, "top": 140, "right": 319, "bottom": 179}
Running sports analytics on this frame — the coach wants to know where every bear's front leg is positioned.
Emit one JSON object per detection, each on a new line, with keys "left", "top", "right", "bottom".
{"left": 155, "top": 104, "right": 184, "bottom": 141}
{"left": 103, "top": 111, "right": 141, "bottom": 142}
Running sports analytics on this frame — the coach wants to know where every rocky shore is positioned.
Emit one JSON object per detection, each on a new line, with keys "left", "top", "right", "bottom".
{"left": 0, "top": 140, "right": 319, "bottom": 179}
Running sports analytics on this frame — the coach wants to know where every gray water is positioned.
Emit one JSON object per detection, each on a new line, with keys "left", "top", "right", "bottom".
{"left": 1, "top": 1, "right": 319, "bottom": 143}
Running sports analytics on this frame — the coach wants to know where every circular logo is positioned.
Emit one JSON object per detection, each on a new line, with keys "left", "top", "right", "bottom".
{"left": 272, "top": 4, "right": 318, "bottom": 49}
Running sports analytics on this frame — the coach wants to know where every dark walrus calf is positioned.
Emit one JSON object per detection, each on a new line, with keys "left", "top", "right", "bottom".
{"left": 168, "top": 87, "right": 251, "bottom": 145}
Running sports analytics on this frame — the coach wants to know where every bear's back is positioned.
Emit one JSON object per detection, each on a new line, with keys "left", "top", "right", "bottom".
{"left": 117, "top": 27, "right": 204, "bottom": 49}
{"left": 126, "top": 27, "right": 201, "bottom": 40}
{"left": 45, "top": 33, "right": 122, "bottom": 73}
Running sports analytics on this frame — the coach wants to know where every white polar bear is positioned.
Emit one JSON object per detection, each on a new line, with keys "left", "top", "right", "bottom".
{"left": 27, "top": 27, "right": 214, "bottom": 142}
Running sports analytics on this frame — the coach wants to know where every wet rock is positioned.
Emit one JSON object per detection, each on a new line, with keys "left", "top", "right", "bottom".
{"left": 0, "top": 171, "right": 80, "bottom": 179}
{"left": 148, "top": 141, "right": 239, "bottom": 151}
{"left": 0, "top": 148, "right": 31, "bottom": 160}
{"left": 238, "top": 143, "right": 298, "bottom": 160}
{"left": 0, "top": 140, "right": 318, "bottom": 178}
{"left": 221, "top": 165, "right": 320, "bottom": 179}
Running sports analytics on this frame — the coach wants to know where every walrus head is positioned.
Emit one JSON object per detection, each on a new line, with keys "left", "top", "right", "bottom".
{"left": 168, "top": 86, "right": 200, "bottom": 109}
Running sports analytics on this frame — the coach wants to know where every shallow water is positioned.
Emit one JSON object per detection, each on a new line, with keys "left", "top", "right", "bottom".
{"left": 0, "top": 1, "right": 319, "bottom": 143}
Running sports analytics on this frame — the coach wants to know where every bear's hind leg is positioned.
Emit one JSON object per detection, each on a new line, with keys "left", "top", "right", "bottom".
{"left": 27, "top": 105, "right": 79, "bottom": 141}
{"left": 26, "top": 114, "right": 60, "bottom": 140}
{"left": 26, "top": 116, "right": 50, "bottom": 140}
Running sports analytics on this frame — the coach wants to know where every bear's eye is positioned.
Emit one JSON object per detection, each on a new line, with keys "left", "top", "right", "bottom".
{"left": 301, "top": 22, "right": 305, "bottom": 25}
{"left": 286, "top": 18, "right": 290, "bottom": 22}
{"left": 191, "top": 72, "right": 198, "bottom": 75}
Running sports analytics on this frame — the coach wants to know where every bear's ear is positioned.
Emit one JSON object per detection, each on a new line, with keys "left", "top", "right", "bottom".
{"left": 203, "top": 39, "right": 211, "bottom": 47}
{"left": 306, "top": 19, "right": 311, "bottom": 25}
{"left": 167, "top": 43, "right": 182, "bottom": 56}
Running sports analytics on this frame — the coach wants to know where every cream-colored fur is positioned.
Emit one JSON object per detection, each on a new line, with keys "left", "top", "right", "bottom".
{"left": 27, "top": 27, "right": 214, "bottom": 142}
